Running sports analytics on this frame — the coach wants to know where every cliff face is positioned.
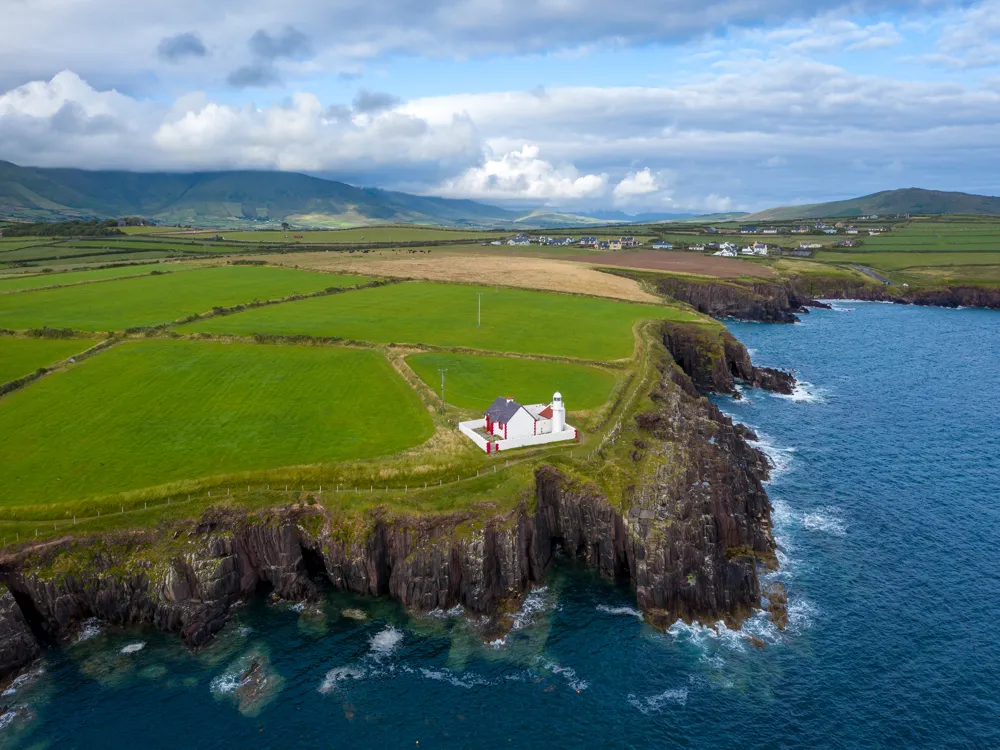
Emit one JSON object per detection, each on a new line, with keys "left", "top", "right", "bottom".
{"left": 0, "top": 331, "right": 778, "bottom": 681}
{"left": 661, "top": 321, "right": 795, "bottom": 396}
{"left": 651, "top": 277, "right": 824, "bottom": 323}
{"left": 651, "top": 274, "right": 1000, "bottom": 323}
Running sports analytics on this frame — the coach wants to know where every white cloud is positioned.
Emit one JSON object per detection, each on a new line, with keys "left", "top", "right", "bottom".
{"left": 0, "top": 71, "right": 480, "bottom": 174}
{"left": 436, "top": 144, "right": 607, "bottom": 202}
{"left": 0, "top": 0, "right": 937, "bottom": 92}
{"left": 613, "top": 168, "right": 661, "bottom": 199}
{"left": 928, "top": 0, "right": 1000, "bottom": 68}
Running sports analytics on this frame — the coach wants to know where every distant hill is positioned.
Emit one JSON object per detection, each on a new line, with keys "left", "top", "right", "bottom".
{"left": 742, "top": 188, "right": 1000, "bottom": 222}
{"left": 0, "top": 161, "right": 527, "bottom": 228}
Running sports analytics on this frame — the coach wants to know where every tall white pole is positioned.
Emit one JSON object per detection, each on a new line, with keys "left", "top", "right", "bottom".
{"left": 438, "top": 368, "right": 447, "bottom": 413}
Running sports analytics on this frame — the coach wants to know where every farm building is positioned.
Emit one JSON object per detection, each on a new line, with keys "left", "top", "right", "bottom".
{"left": 652, "top": 242, "right": 673, "bottom": 249}
{"left": 459, "top": 393, "right": 578, "bottom": 453}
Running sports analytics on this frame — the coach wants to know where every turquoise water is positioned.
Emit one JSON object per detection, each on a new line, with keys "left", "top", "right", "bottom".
{"left": 2, "top": 302, "right": 998, "bottom": 748}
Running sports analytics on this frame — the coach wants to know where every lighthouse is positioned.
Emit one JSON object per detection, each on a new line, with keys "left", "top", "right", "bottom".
{"left": 551, "top": 392, "right": 565, "bottom": 433}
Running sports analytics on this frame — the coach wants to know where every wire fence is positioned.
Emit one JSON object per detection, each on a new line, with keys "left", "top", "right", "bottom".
{"left": 0, "top": 459, "right": 532, "bottom": 548}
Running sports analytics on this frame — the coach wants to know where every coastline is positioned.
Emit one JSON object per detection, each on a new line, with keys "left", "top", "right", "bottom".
{"left": 0, "top": 321, "right": 791, "bottom": 685}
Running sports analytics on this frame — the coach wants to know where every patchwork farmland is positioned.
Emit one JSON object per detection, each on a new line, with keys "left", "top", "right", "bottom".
{"left": 0, "top": 258, "right": 678, "bottom": 540}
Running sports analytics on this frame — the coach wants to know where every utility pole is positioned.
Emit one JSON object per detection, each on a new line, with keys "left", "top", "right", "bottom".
{"left": 478, "top": 292, "right": 482, "bottom": 328}
{"left": 438, "top": 368, "right": 448, "bottom": 413}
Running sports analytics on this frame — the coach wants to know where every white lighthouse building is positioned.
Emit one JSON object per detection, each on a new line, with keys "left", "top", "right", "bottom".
{"left": 459, "top": 391, "right": 578, "bottom": 453}
{"left": 551, "top": 392, "right": 565, "bottom": 433}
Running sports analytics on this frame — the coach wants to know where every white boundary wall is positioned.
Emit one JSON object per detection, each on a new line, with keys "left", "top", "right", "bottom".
{"left": 458, "top": 420, "right": 577, "bottom": 453}
{"left": 459, "top": 420, "right": 500, "bottom": 453}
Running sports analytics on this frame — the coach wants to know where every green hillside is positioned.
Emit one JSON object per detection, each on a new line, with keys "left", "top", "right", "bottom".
{"left": 0, "top": 161, "right": 520, "bottom": 229}
{"left": 742, "top": 188, "right": 1000, "bottom": 222}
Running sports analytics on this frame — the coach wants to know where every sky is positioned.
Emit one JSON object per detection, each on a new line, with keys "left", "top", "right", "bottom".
{"left": 1, "top": 0, "right": 999, "bottom": 213}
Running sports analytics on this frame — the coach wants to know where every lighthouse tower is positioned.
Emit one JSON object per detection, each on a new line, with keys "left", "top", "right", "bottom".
{"left": 551, "top": 392, "right": 566, "bottom": 432}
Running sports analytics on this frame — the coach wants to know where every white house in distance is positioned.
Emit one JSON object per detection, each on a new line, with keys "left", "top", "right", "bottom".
{"left": 459, "top": 393, "right": 578, "bottom": 453}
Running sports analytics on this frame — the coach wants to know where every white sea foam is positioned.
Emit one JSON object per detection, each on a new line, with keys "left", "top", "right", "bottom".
{"left": 802, "top": 509, "right": 847, "bottom": 536}
{"left": 0, "top": 709, "right": 18, "bottom": 730}
{"left": 75, "top": 618, "right": 102, "bottom": 643}
{"left": 210, "top": 672, "right": 240, "bottom": 695}
{"left": 831, "top": 305, "right": 855, "bottom": 312}
{"left": 751, "top": 437, "right": 796, "bottom": 480}
{"left": 2, "top": 667, "right": 43, "bottom": 697}
{"left": 289, "top": 601, "right": 307, "bottom": 613}
{"left": 237, "top": 626, "right": 253, "bottom": 637}
{"left": 120, "top": 642, "right": 146, "bottom": 654}
{"left": 627, "top": 687, "right": 689, "bottom": 713}
{"left": 318, "top": 666, "right": 367, "bottom": 694}
{"left": 596, "top": 604, "right": 644, "bottom": 620}
{"left": 424, "top": 605, "right": 464, "bottom": 619}
{"left": 541, "top": 660, "right": 589, "bottom": 691}
{"left": 772, "top": 381, "right": 824, "bottom": 403}
{"left": 368, "top": 625, "right": 403, "bottom": 656}
{"left": 419, "top": 668, "right": 490, "bottom": 689}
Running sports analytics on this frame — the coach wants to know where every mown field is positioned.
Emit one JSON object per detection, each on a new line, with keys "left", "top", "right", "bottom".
{"left": 0, "top": 340, "right": 434, "bottom": 504}
{"left": 862, "top": 219, "right": 1000, "bottom": 252}
{"left": 406, "top": 352, "right": 617, "bottom": 412}
{"left": 813, "top": 250, "right": 1000, "bottom": 270}
{"left": 0, "top": 337, "right": 97, "bottom": 383}
{"left": 183, "top": 281, "right": 693, "bottom": 360}
{"left": 201, "top": 227, "right": 506, "bottom": 243}
{"left": 0, "top": 265, "right": 371, "bottom": 331}
{"left": 0, "top": 263, "right": 196, "bottom": 292}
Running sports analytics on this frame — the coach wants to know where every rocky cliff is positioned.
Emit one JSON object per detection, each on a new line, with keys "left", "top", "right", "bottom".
{"left": 647, "top": 273, "right": 999, "bottom": 323}
{"left": 650, "top": 276, "right": 826, "bottom": 323}
{"left": 0, "top": 328, "right": 779, "bottom": 681}
{"left": 661, "top": 321, "right": 795, "bottom": 396}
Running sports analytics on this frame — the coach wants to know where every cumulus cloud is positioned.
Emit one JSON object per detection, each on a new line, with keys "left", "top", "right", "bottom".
{"left": 612, "top": 168, "right": 663, "bottom": 200}
{"left": 4, "top": 56, "right": 1000, "bottom": 212}
{"left": 0, "top": 71, "right": 480, "bottom": 175}
{"left": 157, "top": 32, "right": 208, "bottom": 63}
{"left": 437, "top": 145, "right": 607, "bottom": 202}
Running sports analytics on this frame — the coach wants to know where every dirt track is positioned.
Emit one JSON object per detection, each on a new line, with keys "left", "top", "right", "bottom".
{"left": 244, "top": 252, "right": 663, "bottom": 303}
{"left": 564, "top": 250, "right": 776, "bottom": 278}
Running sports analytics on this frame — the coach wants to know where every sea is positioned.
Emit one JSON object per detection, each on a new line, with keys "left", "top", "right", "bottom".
{"left": 1, "top": 302, "right": 998, "bottom": 748}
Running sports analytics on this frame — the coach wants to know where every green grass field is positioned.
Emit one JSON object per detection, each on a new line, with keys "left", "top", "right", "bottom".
{"left": 406, "top": 352, "right": 617, "bottom": 412}
{"left": 210, "top": 227, "right": 505, "bottom": 243}
{"left": 0, "top": 337, "right": 97, "bottom": 383}
{"left": 182, "top": 281, "right": 693, "bottom": 360}
{"left": 0, "top": 242, "right": 189, "bottom": 263}
{"left": 814, "top": 250, "right": 1000, "bottom": 270}
{"left": 0, "top": 265, "right": 371, "bottom": 331}
{"left": 0, "top": 264, "right": 196, "bottom": 292}
{"left": 0, "top": 340, "right": 434, "bottom": 504}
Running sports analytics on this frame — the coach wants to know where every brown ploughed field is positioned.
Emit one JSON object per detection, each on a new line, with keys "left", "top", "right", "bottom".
{"left": 565, "top": 250, "right": 776, "bottom": 278}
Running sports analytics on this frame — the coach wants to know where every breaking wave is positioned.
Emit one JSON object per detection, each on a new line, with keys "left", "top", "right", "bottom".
{"left": 772, "top": 381, "right": 824, "bottom": 403}
{"left": 74, "top": 618, "right": 102, "bottom": 643}
{"left": 120, "top": 642, "right": 146, "bottom": 654}
{"left": 419, "top": 668, "right": 491, "bottom": 689}
{"left": 369, "top": 625, "right": 404, "bottom": 656}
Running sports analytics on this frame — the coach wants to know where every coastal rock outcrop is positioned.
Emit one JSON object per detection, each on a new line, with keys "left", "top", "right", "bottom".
{"left": 0, "top": 587, "right": 40, "bottom": 678}
{"left": 661, "top": 321, "right": 795, "bottom": 396}
{"left": 650, "top": 277, "right": 825, "bottom": 323}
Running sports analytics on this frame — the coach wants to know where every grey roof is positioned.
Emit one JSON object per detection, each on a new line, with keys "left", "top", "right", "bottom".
{"left": 485, "top": 397, "right": 524, "bottom": 424}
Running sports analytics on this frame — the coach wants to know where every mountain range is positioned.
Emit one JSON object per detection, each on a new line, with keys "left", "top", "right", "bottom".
{"left": 1, "top": 161, "right": 998, "bottom": 228}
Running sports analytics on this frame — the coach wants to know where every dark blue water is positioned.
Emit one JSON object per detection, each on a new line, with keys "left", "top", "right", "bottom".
{"left": 3, "top": 303, "right": 998, "bottom": 749}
